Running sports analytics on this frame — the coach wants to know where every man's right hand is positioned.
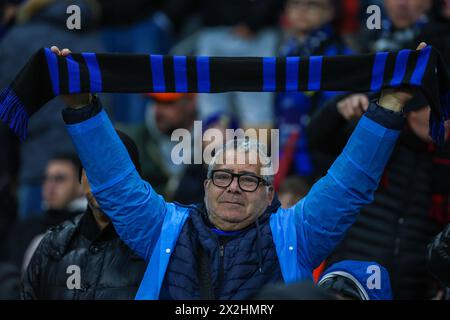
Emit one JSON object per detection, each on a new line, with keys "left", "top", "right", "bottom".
{"left": 51, "top": 46, "right": 92, "bottom": 109}
{"left": 336, "top": 94, "right": 369, "bottom": 121}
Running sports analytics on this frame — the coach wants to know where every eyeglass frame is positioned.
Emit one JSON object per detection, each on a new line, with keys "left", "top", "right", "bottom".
{"left": 209, "top": 169, "right": 271, "bottom": 192}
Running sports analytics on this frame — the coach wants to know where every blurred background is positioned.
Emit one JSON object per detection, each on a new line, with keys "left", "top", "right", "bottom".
{"left": 0, "top": 0, "right": 449, "bottom": 300}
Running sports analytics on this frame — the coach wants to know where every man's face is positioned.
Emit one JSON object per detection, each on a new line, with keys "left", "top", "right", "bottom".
{"left": 204, "top": 149, "right": 275, "bottom": 231}
{"left": 285, "top": 0, "right": 334, "bottom": 35}
{"left": 153, "top": 98, "right": 195, "bottom": 135}
{"left": 42, "top": 160, "right": 82, "bottom": 210}
{"left": 384, "top": 0, "right": 431, "bottom": 29}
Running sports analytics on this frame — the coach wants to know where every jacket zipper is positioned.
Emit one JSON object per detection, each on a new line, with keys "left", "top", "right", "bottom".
{"left": 215, "top": 245, "right": 225, "bottom": 299}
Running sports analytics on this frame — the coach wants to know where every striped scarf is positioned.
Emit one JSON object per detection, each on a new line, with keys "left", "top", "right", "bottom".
{"left": 0, "top": 46, "right": 449, "bottom": 144}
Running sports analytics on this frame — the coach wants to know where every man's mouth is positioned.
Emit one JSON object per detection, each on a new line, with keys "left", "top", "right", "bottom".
{"left": 219, "top": 201, "right": 245, "bottom": 206}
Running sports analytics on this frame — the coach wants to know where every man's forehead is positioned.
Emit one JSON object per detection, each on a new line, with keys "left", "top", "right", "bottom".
{"left": 216, "top": 148, "right": 262, "bottom": 167}
{"left": 214, "top": 163, "right": 261, "bottom": 175}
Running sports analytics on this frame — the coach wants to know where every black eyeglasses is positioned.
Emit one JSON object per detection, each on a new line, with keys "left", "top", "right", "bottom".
{"left": 210, "top": 170, "right": 270, "bottom": 192}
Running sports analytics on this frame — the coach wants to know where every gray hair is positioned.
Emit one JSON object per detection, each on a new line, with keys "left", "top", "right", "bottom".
{"left": 207, "top": 138, "right": 274, "bottom": 185}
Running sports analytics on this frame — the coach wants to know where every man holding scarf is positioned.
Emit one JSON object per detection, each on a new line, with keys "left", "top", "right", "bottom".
{"left": 51, "top": 43, "right": 424, "bottom": 300}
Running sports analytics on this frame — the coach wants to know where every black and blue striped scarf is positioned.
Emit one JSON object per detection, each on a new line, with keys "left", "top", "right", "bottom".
{"left": 0, "top": 46, "right": 449, "bottom": 144}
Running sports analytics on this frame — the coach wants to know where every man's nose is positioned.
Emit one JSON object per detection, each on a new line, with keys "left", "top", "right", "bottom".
{"left": 226, "top": 176, "right": 241, "bottom": 193}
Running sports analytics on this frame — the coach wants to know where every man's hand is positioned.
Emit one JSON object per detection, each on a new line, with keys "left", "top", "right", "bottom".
{"left": 337, "top": 94, "right": 369, "bottom": 120}
{"left": 378, "top": 42, "right": 427, "bottom": 112}
{"left": 50, "top": 46, "right": 92, "bottom": 109}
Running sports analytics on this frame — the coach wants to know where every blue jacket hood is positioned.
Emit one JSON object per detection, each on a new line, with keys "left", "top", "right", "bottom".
{"left": 318, "top": 260, "right": 393, "bottom": 300}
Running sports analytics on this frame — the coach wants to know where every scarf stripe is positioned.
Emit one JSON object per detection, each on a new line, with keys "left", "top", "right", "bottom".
{"left": 66, "top": 55, "right": 81, "bottom": 94}
{"left": 163, "top": 56, "right": 176, "bottom": 92}
{"left": 197, "top": 56, "right": 210, "bottom": 92}
{"left": 276, "top": 57, "right": 287, "bottom": 92}
{"left": 71, "top": 54, "right": 91, "bottom": 93}
{"left": 391, "top": 49, "right": 411, "bottom": 87}
{"left": 383, "top": 53, "right": 398, "bottom": 88}
{"left": 82, "top": 53, "right": 102, "bottom": 93}
{"left": 308, "top": 56, "right": 323, "bottom": 91}
{"left": 263, "top": 57, "right": 276, "bottom": 92}
{"left": 286, "top": 57, "right": 299, "bottom": 91}
{"left": 44, "top": 47, "right": 60, "bottom": 96}
{"left": 403, "top": 50, "right": 420, "bottom": 84}
{"left": 371, "top": 52, "right": 389, "bottom": 91}
{"left": 174, "top": 56, "right": 188, "bottom": 93}
{"left": 150, "top": 55, "right": 165, "bottom": 92}
{"left": 58, "top": 52, "right": 69, "bottom": 95}
{"left": 410, "top": 45, "right": 432, "bottom": 85}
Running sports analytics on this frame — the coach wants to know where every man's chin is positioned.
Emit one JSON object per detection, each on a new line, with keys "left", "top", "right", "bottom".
{"left": 216, "top": 208, "right": 248, "bottom": 224}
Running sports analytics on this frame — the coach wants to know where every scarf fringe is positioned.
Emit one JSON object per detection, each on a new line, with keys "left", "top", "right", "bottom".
{"left": 0, "top": 86, "right": 29, "bottom": 141}
{"left": 440, "top": 91, "right": 450, "bottom": 120}
{"left": 430, "top": 91, "right": 450, "bottom": 146}
{"left": 430, "top": 118, "right": 445, "bottom": 147}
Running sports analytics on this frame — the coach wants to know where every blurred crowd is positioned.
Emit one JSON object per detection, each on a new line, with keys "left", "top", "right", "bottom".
{"left": 0, "top": 0, "right": 450, "bottom": 300}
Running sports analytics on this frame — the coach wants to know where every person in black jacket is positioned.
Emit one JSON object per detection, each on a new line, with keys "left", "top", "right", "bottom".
{"left": 7, "top": 153, "right": 85, "bottom": 271}
{"left": 21, "top": 130, "right": 147, "bottom": 300}
{"left": 427, "top": 222, "right": 450, "bottom": 295}
{"left": 306, "top": 94, "right": 450, "bottom": 299}
{"left": 0, "top": 180, "right": 17, "bottom": 262}
{"left": 0, "top": 262, "right": 20, "bottom": 299}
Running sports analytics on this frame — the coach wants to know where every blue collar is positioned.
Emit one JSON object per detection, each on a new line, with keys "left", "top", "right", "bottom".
{"left": 210, "top": 227, "right": 242, "bottom": 237}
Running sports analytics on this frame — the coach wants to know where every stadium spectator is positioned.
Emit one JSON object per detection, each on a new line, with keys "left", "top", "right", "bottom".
{"left": 7, "top": 154, "right": 85, "bottom": 270}
{"left": 21, "top": 130, "right": 147, "bottom": 300}
{"left": 307, "top": 92, "right": 450, "bottom": 299}
{"left": 0, "top": 0, "right": 102, "bottom": 220}
{"left": 318, "top": 260, "right": 393, "bottom": 300}
{"left": 194, "top": 0, "right": 284, "bottom": 134}
{"left": 427, "top": 222, "right": 450, "bottom": 299}
{"left": 304, "top": 0, "right": 450, "bottom": 299}
{"left": 121, "top": 92, "right": 205, "bottom": 204}
{"left": 277, "top": 176, "right": 310, "bottom": 209}
{"left": 275, "top": 0, "right": 353, "bottom": 181}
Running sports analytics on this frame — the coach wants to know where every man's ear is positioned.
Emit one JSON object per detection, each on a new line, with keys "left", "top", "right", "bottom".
{"left": 204, "top": 179, "right": 210, "bottom": 190}
{"left": 266, "top": 185, "right": 275, "bottom": 204}
{"left": 80, "top": 169, "right": 86, "bottom": 186}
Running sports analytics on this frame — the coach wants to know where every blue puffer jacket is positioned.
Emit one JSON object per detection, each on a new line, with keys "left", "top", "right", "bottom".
{"left": 65, "top": 104, "right": 401, "bottom": 300}
{"left": 159, "top": 201, "right": 284, "bottom": 299}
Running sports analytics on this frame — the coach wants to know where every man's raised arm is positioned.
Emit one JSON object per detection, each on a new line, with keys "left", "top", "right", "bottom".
{"left": 291, "top": 43, "right": 427, "bottom": 269}
{"left": 53, "top": 47, "right": 168, "bottom": 261}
